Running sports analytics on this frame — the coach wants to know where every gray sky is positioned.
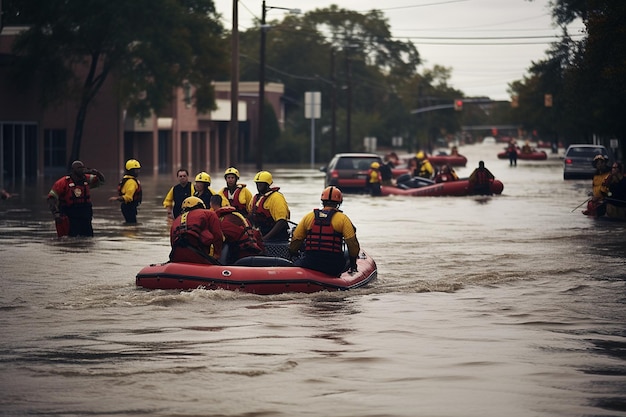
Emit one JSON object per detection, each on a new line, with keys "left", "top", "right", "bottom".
{"left": 214, "top": 0, "right": 584, "bottom": 100}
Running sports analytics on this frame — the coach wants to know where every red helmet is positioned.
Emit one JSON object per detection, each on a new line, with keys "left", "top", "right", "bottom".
{"left": 321, "top": 186, "right": 343, "bottom": 203}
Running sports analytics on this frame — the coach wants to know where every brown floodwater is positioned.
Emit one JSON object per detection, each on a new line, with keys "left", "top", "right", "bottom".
{"left": 1, "top": 143, "right": 625, "bottom": 416}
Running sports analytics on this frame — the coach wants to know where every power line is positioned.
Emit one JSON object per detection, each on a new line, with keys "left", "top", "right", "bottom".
{"left": 410, "top": 40, "right": 570, "bottom": 45}
{"left": 358, "top": 0, "right": 470, "bottom": 12}
{"left": 403, "top": 34, "right": 582, "bottom": 40}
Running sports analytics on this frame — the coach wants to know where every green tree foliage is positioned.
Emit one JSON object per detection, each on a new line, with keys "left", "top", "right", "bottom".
{"left": 8, "top": 0, "right": 228, "bottom": 166}
{"left": 510, "top": 1, "right": 626, "bottom": 146}
{"left": 230, "top": 6, "right": 470, "bottom": 162}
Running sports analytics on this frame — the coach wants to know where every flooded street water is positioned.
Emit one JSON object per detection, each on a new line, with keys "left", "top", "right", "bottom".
{"left": 1, "top": 143, "right": 625, "bottom": 416}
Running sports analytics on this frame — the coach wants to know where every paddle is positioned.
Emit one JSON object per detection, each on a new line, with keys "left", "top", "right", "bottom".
{"left": 571, "top": 198, "right": 591, "bottom": 212}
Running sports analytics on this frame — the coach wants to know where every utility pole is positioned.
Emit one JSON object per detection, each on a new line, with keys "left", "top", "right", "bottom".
{"left": 256, "top": 0, "right": 268, "bottom": 171}
{"left": 330, "top": 49, "right": 336, "bottom": 156}
{"left": 229, "top": 0, "right": 239, "bottom": 167}
{"left": 345, "top": 50, "right": 352, "bottom": 152}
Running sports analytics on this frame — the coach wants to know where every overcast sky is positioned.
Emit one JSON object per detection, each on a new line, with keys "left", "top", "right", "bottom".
{"left": 213, "top": 0, "right": 584, "bottom": 100}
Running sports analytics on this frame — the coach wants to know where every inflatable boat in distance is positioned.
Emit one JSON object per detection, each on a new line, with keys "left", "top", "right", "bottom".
{"left": 381, "top": 178, "right": 504, "bottom": 197}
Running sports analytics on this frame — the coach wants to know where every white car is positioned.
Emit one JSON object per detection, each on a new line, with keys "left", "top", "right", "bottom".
{"left": 563, "top": 144, "right": 611, "bottom": 180}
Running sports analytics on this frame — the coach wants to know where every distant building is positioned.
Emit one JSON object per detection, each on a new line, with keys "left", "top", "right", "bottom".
{"left": 0, "top": 26, "right": 284, "bottom": 187}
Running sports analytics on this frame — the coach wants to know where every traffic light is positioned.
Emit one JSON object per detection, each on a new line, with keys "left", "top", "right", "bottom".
{"left": 453, "top": 99, "right": 463, "bottom": 111}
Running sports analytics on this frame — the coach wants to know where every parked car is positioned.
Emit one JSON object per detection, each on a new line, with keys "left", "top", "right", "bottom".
{"left": 563, "top": 144, "right": 611, "bottom": 180}
{"left": 321, "top": 153, "right": 382, "bottom": 191}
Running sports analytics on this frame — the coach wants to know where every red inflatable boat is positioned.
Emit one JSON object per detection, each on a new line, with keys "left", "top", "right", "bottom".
{"left": 381, "top": 179, "right": 504, "bottom": 197}
{"left": 498, "top": 149, "right": 547, "bottom": 160}
{"left": 427, "top": 154, "right": 468, "bottom": 167}
{"left": 136, "top": 251, "right": 377, "bottom": 295}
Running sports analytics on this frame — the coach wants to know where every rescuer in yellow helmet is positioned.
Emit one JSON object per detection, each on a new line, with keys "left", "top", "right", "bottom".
{"left": 366, "top": 161, "right": 382, "bottom": 196}
{"left": 249, "top": 170, "right": 290, "bottom": 242}
{"left": 415, "top": 151, "right": 434, "bottom": 179}
{"left": 193, "top": 171, "right": 228, "bottom": 209}
{"left": 109, "top": 159, "right": 142, "bottom": 223}
{"left": 219, "top": 167, "right": 253, "bottom": 216}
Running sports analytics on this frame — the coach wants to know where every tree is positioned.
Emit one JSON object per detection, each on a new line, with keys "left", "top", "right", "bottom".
{"left": 513, "top": 1, "right": 626, "bottom": 148}
{"left": 8, "top": 0, "right": 228, "bottom": 167}
{"left": 233, "top": 6, "right": 429, "bottom": 156}
{"left": 229, "top": 5, "right": 502, "bottom": 162}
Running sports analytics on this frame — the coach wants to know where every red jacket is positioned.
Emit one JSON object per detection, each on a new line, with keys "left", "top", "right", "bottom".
{"left": 216, "top": 207, "right": 264, "bottom": 258}
{"left": 170, "top": 209, "right": 223, "bottom": 257}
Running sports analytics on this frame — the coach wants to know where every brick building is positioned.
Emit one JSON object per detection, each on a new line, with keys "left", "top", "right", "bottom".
{"left": 0, "top": 25, "right": 284, "bottom": 189}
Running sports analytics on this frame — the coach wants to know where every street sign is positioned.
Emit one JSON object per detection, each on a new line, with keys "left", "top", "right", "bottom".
{"left": 305, "top": 92, "right": 321, "bottom": 119}
{"left": 305, "top": 92, "right": 321, "bottom": 168}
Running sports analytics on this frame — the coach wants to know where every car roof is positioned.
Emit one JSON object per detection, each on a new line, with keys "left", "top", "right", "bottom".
{"left": 332, "top": 153, "right": 380, "bottom": 158}
{"left": 565, "top": 144, "right": 606, "bottom": 149}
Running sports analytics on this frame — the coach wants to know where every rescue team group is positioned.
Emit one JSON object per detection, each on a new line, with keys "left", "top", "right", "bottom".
{"left": 46, "top": 160, "right": 359, "bottom": 277}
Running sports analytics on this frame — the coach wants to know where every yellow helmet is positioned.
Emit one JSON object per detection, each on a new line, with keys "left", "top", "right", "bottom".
{"left": 253, "top": 171, "right": 273, "bottom": 185}
{"left": 182, "top": 196, "right": 206, "bottom": 211}
{"left": 416, "top": 151, "right": 425, "bottom": 159}
{"left": 321, "top": 186, "right": 343, "bottom": 203}
{"left": 125, "top": 159, "right": 141, "bottom": 170}
{"left": 224, "top": 167, "right": 240, "bottom": 178}
{"left": 370, "top": 162, "right": 380, "bottom": 169}
{"left": 195, "top": 172, "right": 211, "bottom": 183}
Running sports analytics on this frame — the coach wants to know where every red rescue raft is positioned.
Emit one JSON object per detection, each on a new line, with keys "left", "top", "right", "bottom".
{"left": 381, "top": 179, "right": 503, "bottom": 197}
{"left": 136, "top": 251, "right": 377, "bottom": 295}
{"left": 427, "top": 154, "right": 468, "bottom": 167}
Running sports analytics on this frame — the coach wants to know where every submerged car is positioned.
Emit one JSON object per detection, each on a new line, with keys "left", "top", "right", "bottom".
{"left": 321, "top": 153, "right": 383, "bottom": 191}
{"left": 563, "top": 144, "right": 611, "bottom": 180}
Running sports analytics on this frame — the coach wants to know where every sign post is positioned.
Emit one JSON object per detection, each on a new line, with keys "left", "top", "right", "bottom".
{"left": 305, "top": 92, "right": 321, "bottom": 168}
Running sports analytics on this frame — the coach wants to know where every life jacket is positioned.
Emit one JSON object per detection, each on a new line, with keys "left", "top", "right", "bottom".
{"left": 249, "top": 188, "right": 280, "bottom": 235}
{"left": 118, "top": 176, "right": 142, "bottom": 203}
{"left": 473, "top": 168, "right": 491, "bottom": 185}
{"left": 417, "top": 160, "right": 433, "bottom": 178}
{"left": 604, "top": 174, "right": 626, "bottom": 205}
{"left": 172, "top": 211, "right": 207, "bottom": 249}
{"left": 60, "top": 175, "right": 92, "bottom": 207}
{"left": 304, "top": 209, "right": 343, "bottom": 254}
{"left": 195, "top": 189, "right": 217, "bottom": 209}
{"left": 379, "top": 164, "right": 393, "bottom": 181}
{"left": 367, "top": 169, "right": 381, "bottom": 184}
{"left": 434, "top": 173, "right": 452, "bottom": 183}
{"left": 172, "top": 183, "right": 193, "bottom": 218}
{"left": 217, "top": 207, "right": 264, "bottom": 254}
{"left": 222, "top": 186, "right": 248, "bottom": 215}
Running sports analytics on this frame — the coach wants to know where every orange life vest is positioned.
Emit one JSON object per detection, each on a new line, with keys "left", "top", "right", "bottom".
{"left": 472, "top": 169, "right": 491, "bottom": 185}
{"left": 249, "top": 188, "right": 279, "bottom": 235}
{"left": 304, "top": 209, "right": 343, "bottom": 253}
{"left": 222, "top": 186, "right": 248, "bottom": 215}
